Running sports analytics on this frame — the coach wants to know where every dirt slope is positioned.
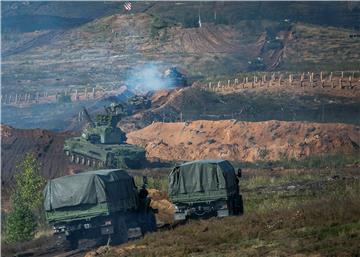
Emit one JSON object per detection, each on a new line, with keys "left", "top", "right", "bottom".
{"left": 0, "top": 125, "right": 82, "bottom": 187}
{"left": 127, "top": 120, "right": 360, "bottom": 162}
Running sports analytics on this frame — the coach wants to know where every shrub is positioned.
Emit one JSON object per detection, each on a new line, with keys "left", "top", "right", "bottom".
{"left": 5, "top": 153, "right": 45, "bottom": 243}
{"left": 5, "top": 197, "right": 36, "bottom": 243}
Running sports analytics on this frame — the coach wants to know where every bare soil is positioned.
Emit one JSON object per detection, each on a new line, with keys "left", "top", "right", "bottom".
{"left": 127, "top": 120, "right": 360, "bottom": 162}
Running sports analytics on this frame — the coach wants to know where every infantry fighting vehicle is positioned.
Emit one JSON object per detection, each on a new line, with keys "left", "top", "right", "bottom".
{"left": 168, "top": 160, "right": 243, "bottom": 221}
{"left": 44, "top": 169, "right": 157, "bottom": 249}
{"left": 64, "top": 103, "right": 146, "bottom": 169}
{"left": 163, "top": 67, "right": 187, "bottom": 87}
{"left": 125, "top": 95, "right": 151, "bottom": 114}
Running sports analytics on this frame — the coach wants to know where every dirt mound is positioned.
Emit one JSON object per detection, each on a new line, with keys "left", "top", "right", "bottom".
{"left": 1, "top": 125, "right": 83, "bottom": 191}
{"left": 148, "top": 189, "right": 174, "bottom": 225}
{"left": 127, "top": 120, "right": 360, "bottom": 162}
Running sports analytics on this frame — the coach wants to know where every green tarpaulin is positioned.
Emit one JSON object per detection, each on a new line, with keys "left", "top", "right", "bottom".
{"left": 44, "top": 169, "right": 138, "bottom": 211}
{"left": 168, "top": 160, "right": 238, "bottom": 197}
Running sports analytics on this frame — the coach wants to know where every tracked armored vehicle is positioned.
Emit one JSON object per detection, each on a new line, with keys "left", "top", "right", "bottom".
{"left": 64, "top": 103, "right": 146, "bottom": 169}
{"left": 163, "top": 67, "right": 187, "bottom": 87}
{"left": 126, "top": 95, "right": 151, "bottom": 114}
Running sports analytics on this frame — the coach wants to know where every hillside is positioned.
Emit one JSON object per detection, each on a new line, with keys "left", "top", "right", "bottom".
{"left": 119, "top": 86, "right": 360, "bottom": 132}
{"left": 2, "top": 2, "right": 360, "bottom": 96}
{"left": 0, "top": 125, "right": 81, "bottom": 190}
{"left": 127, "top": 120, "right": 360, "bottom": 162}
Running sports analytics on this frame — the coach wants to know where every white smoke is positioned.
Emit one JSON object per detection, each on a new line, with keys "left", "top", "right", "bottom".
{"left": 124, "top": 63, "right": 172, "bottom": 92}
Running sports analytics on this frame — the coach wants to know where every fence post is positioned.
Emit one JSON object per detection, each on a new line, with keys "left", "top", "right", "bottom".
{"left": 278, "top": 74, "right": 282, "bottom": 86}
{"left": 349, "top": 76, "right": 352, "bottom": 89}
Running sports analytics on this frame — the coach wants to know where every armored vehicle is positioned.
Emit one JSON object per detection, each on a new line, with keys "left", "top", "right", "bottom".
{"left": 126, "top": 95, "right": 151, "bottom": 114}
{"left": 163, "top": 67, "right": 187, "bottom": 87}
{"left": 64, "top": 103, "right": 146, "bottom": 169}
{"left": 44, "top": 169, "right": 157, "bottom": 249}
{"left": 168, "top": 160, "right": 243, "bottom": 221}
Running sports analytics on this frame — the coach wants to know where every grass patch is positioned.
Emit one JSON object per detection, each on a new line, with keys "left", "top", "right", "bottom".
{"left": 102, "top": 184, "right": 360, "bottom": 256}
{"left": 232, "top": 153, "right": 360, "bottom": 170}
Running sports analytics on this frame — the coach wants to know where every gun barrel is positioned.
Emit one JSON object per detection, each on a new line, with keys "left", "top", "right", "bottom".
{"left": 82, "top": 107, "right": 95, "bottom": 128}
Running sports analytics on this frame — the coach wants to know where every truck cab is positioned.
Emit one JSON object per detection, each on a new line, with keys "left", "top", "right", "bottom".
{"left": 168, "top": 160, "right": 243, "bottom": 221}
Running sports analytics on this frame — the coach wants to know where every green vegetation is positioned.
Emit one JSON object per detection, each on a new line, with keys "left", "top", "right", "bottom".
{"left": 233, "top": 153, "right": 360, "bottom": 170}
{"left": 134, "top": 176, "right": 168, "bottom": 192}
{"left": 4, "top": 154, "right": 45, "bottom": 243}
{"left": 150, "top": 16, "right": 168, "bottom": 39}
{"left": 101, "top": 167, "right": 360, "bottom": 257}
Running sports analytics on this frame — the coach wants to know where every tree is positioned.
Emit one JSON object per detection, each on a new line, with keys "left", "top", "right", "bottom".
{"left": 5, "top": 153, "right": 45, "bottom": 243}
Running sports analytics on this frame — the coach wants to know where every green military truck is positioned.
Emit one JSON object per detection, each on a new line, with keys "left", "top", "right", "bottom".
{"left": 43, "top": 169, "right": 156, "bottom": 249}
{"left": 168, "top": 160, "right": 243, "bottom": 221}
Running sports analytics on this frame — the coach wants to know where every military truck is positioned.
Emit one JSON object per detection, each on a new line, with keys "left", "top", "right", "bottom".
{"left": 64, "top": 104, "right": 146, "bottom": 169}
{"left": 44, "top": 169, "right": 156, "bottom": 249}
{"left": 168, "top": 160, "right": 243, "bottom": 221}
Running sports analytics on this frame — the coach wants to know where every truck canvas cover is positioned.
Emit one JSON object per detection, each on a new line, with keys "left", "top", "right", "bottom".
{"left": 168, "top": 160, "right": 238, "bottom": 200}
{"left": 44, "top": 169, "right": 138, "bottom": 211}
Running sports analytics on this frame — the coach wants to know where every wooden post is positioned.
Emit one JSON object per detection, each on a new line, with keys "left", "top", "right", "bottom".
{"left": 329, "top": 72, "right": 333, "bottom": 82}
{"left": 349, "top": 76, "right": 352, "bottom": 89}
{"left": 85, "top": 88, "right": 88, "bottom": 99}
{"left": 278, "top": 74, "right": 282, "bottom": 86}
{"left": 341, "top": 71, "right": 344, "bottom": 78}
{"left": 339, "top": 78, "right": 343, "bottom": 89}
{"left": 234, "top": 78, "right": 238, "bottom": 85}
{"left": 300, "top": 73, "right": 304, "bottom": 87}
{"left": 320, "top": 71, "right": 323, "bottom": 81}
{"left": 227, "top": 80, "right": 230, "bottom": 87}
